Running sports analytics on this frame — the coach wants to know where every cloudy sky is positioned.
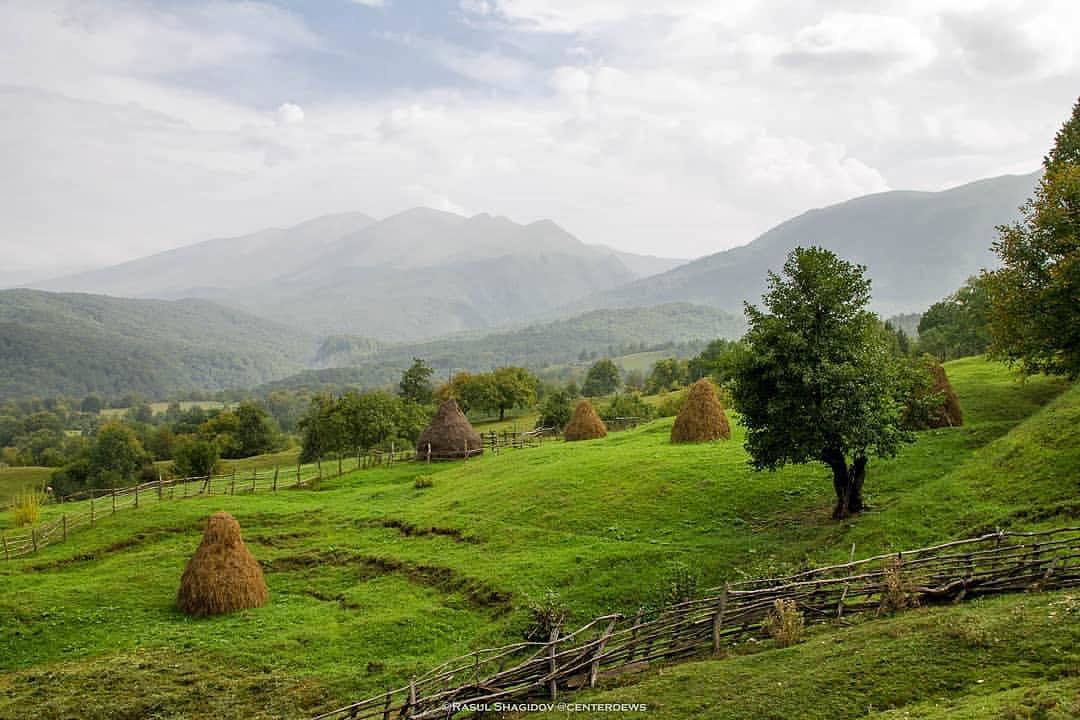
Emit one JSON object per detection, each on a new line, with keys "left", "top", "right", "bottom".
{"left": 2, "top": 0, "right": 1077, "bottom": 278}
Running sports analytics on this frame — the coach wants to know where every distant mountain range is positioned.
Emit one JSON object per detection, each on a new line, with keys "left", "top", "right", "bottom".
{"left": 576, "top": 172, "right": 1038, "bottom": 317}
{"left": 0, "top": 289, "right": 311, "bottom": 400}
{"left": 35, "top": 208, "right": 686, "bottom": 341}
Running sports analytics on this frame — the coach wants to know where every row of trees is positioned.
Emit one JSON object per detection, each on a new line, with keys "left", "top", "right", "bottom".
{"left": 298, "top": 391, "right": 430, "bottom": 464}
{"left": 436, "top": 367, "right": 538, "bottom": 420}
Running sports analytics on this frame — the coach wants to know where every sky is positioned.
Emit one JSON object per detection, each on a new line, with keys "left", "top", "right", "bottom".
{"left": 1, "top": 0, "right": 1078, "bottom": 278}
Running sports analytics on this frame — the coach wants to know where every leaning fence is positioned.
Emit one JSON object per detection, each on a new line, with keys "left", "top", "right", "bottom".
{"left": 313, "top": 526, "right": 1080, "bottom": 720}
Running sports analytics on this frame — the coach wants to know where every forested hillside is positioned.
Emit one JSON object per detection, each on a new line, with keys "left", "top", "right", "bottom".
{"left": 0, "top": 290, "right": 313, "bottom": 400}
{"left": 266, "top": 303, "right": 742, "bottom": 391}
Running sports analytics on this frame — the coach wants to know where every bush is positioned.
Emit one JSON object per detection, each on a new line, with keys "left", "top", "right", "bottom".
{"left": 878, "top": 559, "right": 920, "bottom": 615}
{"left": 11, "top": 489, "right": 44, "bottom": 527}
{"left": 655, "top": 560, "right": 699, "bottom": 608}
{"left": 655, "top": 389, "right": 687, "bottom": 418}
{"left": 171, "top": 436, "right": 221, "bottom": 479}
{"left": 414, "top": 475, "right": 434, "bottom": 489}
{"left": 524, "top": 588, "right": 569, "bottom": 641}
{"left": 762, "top": 598, "right": 804, "bottom": 647}
{"left": 600, "top": 393, "right": 655, "bottom": 423}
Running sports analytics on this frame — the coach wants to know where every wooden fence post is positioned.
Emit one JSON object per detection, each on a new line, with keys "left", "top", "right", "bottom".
{"left": 464, "top": 438, "right": 469, "bottom": 462}
{"left": 2, "top": 534, "right": 8, "bottom": 561}
{"left": 111, "top": 488, "right": 117, "bottom": 514}
{"left": 547, "top": 626, "right": 560, "bottom": 699}
{"left": 134, "top": 483, "right": 139, "bottom": 508}
{"left": 90, "top": 496, "right": 95, "bottom": 527}
{"left": 296, "top": 462, "right": 302, "bottom": 487}
{"left": 628, "top": 608, "right": 644, "bottom": 661}
{"left": 252, "top": 468, "right": 257, "bottom": 494}
{"left": 427, "top": 443, "right": 432, "bottom": 464}
{"left": 589, "top": 617, "right": 618, "bottom": 687}
{"left": 712, "top": 584, "right": 729, "bottom": 653}
{"left": 158, "top": 473, "right": 163, "bottom": 500}
{"left": 31, "top": 527, "right": 38, "bottom": 553}
{"left": 230, "top": 470, "right": 236, "bottom": 496}
{"left": 62, "top": 514, "right": 67, "bottom": 542}
{"left": 407, "top": 679, "right": 417, "bottom": 718}
{"left": 390, "top": 442, "right": 395, "bottom": 468}
{"left": 273, "top": 466, "right": 279, "bottom": 492}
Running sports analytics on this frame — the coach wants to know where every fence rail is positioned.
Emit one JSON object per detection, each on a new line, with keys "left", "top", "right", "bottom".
{"left": 313, "top": 526, "right": 1080, "bottom": 720}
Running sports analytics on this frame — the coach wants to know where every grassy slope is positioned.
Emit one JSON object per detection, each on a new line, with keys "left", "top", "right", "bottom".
{"left": 530, "top": 590, "right": 1079, "bottom": 720}
{"left": 0, "top": 358, "right": 1075, "bottom": 719}
{"left": 0, "top": 467, "right": 51, "bottom": 505}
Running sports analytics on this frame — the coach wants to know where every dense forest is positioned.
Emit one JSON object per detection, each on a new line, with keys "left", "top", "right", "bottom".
{"left": 0, "top": 290, "right": 313, "bottom": 400}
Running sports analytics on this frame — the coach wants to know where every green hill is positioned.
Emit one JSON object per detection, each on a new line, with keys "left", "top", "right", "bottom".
{"left": 0, "top": 289, "right": 314, "bottom": 400}
{"left": 582, "top": 173, "right": 1038, "bottom": 318}
{"left": 267, "top": 303, "right": 742, "bottom": 390}
{"left": 0, "top": 358, "right": 1074, "bottom": 719}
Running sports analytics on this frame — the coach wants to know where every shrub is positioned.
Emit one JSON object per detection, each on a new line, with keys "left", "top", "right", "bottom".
{"left": 600, "top": 393, "right": 655, "bottom": 424}
{"left": 655, "top": 389, "right": 687, "bottom": 418}
{"left": 655, "top": 560, "right": 699, "bottom": 607}
{"left": 414, "top": 475, "right": 434, "bottom": 489}
{"left": 878, "top": 558, "right": 920, "bottom": 615}
{"left": 524, "top": 588, "right": 568, "bottom": 641}
{"left": 11, "top": 489, "right": 44, "bottom": 527}
{"left": 762, "top": 598, "right": 805, "bottom": 647}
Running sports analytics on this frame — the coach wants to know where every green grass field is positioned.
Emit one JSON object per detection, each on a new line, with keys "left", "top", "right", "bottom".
{"left": 0, "top": 358, "right": 1075, "bottom": 719}
{"left": 0, "top": 467, "right": 52, "bottom": 505}
{"left": 99, "top": 400, "right": 228, "bottom": 420}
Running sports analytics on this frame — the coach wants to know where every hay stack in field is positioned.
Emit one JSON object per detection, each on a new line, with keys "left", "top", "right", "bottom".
{"left": 176, "top": 512, "right": 268, "bottom": 617}
{"left": 671, "top": 379, "right": 731, "bottom": 443}
{"left": 926, "top": 363, "right": 963, "bottom": 428}
{"left": 416, "top": 398, "right": 483, "bottom": 460}
{"left": 564, "top": 400, "right": 607, "bottom": 441}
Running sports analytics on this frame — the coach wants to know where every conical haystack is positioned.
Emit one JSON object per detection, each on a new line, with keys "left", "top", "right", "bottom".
{"left": 564, "top": 400, "right": 607, "bottom": 441}
{"left": 671, "top": 379, "right": 731, "bottom": 443}
{"left": 417, "top": 398, "right": 483, "bottom": 460}
{"left": 925, "top": 364, "right": 963, "bottom": 428}
{"left": 177, "top": 512, "right": 268, "bottom": 617}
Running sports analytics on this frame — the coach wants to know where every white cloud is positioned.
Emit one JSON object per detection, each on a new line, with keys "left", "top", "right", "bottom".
{"left": 1, "top": 0, "right": 1076, "bottom": 275}
{"left": 276, "top": 102, "right": 305, "bottom": 125}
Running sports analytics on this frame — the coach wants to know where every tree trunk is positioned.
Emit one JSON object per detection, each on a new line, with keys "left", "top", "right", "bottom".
{"left": 499, "top": 407, "right": 506, "bottom": 421}
{"left": 825, "top": 450, "right": 867, "bottom": 519}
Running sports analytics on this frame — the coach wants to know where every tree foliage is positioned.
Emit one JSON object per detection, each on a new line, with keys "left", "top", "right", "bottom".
{"left": 582, "top": 359, "right": 620, "bottom": 396}
{"left": 398, "top": 358, "right": 435, "bottom": 404}
{"left": 985, "top": 97, "right": 1080, "bottom": 378}
{"left": 917, "top": 276, "right": 991, "bottom": 361}
{"left": 732, "top": 247, "right": 913, "bottom": 519}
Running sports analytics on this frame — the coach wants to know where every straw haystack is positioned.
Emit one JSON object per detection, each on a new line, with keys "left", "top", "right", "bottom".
{"left": 564, "top": 400, "right": 607, "bottom": 441}
{"left": 671, "top": 379, "right": 731, "bottom": 443}
{"left": 176, "top": 512, "right": 268, "bottom": 617}
{"left": 925, "top": 364, "right": 963, "bottom": 428}
{"left": 416, "top": 398, "right": 483, "bottom": 460}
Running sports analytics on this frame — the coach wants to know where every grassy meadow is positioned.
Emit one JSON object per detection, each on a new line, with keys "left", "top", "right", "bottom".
{"left": 0, "top": 467, "right": 52, "bottom": 506}
{"left": 0, "top": 358, "right": 1076, "bottom": 719}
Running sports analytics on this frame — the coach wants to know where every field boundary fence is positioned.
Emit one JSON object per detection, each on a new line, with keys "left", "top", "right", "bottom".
{"left": 313, "top": 526, "right": 1080, "bottom": 720}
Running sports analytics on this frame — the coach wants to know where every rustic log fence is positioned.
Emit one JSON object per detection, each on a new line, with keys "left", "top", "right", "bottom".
{"left": 313, "top": 526, "right": 1080, "bottom": 720}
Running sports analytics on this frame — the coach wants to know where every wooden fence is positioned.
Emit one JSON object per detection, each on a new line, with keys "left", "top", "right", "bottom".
{"left": 313, "top": 526, "right": 1080, "bottom": 720}
{"left": 1, "top": 448, "right": 426, "bottom": 561}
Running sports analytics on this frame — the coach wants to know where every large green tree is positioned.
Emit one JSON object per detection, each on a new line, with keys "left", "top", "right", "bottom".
{"left": 917, "top": 276, "right": 991, "bottom": 360}
{"left": 398, "top": 358, "right": 435, "bottom": 404}
{"left": 488, "top": 367, "right": 538, "bottom": 421}
{"left": 582, "top": 359, "right": 620, "bottom": 396}
{"left": 732, "top": 247, "right": 913, "bottom": 519}
{"left": 985, "top": 97, "right": 1080, "bottom": 378}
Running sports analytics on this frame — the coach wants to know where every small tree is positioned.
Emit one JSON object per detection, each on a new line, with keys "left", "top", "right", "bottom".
{"left": 582, "top": 359, "right": 620, "bottom": 396}
{"left": 536, "top": 390, "right": 573, "bottom": 430}
{"left": 488, "top": 367, "right": 538, "bottom": 421}
{"left": 399, "top": 358, "right": 435, "bottom": 404}
{"left": 985, "top": 97, "right": 1080, "bottom": 378}
{"left": 233, "top": 402, "right": 281, "bottom": 457}
{"left": 732, "top": 247, "right": 913, "bottom": 519}
{"left": 298, "top": 395, "right": 343, "bottom": 464}
{"left": 171, "top": 436, "right": 221, "bottom": 478}
{"left": 89, "top": 422, "right": 150, "bottom": 488}
{"left": 645, "top": 358, "right": 688, "bottom": 394}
